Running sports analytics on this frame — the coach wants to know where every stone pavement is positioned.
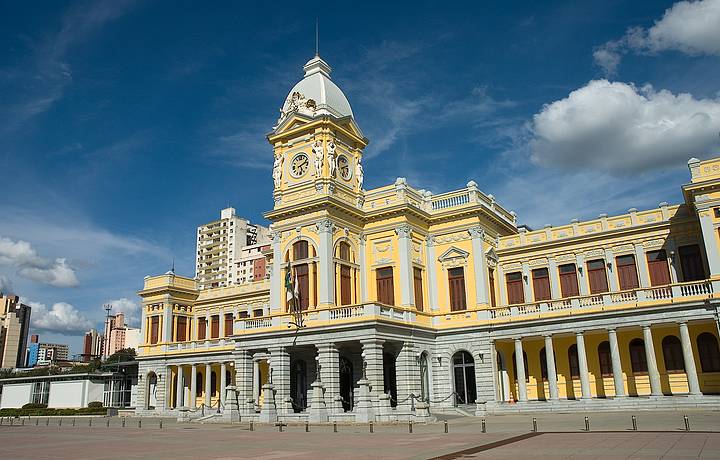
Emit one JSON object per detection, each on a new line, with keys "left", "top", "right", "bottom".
{"left": 0, "top": 410, "right": 718, "bottom": 459}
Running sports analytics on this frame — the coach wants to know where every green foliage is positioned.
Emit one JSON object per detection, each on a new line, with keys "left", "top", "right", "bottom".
{"left": 104, "top": 348, "right": 136, "bottom": 365}
{"left": 21, "top": 403, "right": 48, "bottom": 409}
{"left": 87, "top": 401, "right": 104, "bottom": 409}
{"left": 0, "top": 407, "right": 107, "bottom": 417}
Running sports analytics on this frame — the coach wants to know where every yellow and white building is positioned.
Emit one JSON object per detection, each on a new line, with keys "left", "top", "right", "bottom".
{"left": 135, "top": 54, "right": 720, "bottom": 420}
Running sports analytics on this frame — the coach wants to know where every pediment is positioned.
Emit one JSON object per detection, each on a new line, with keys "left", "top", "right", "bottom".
{"left": 485, "top": 247, "right": 499, "bottom": 264}
{"left": 438, "top": 246, "right": 470, "bottom": 262}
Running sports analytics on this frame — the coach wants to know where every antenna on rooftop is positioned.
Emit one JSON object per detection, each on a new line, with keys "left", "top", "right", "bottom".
{"left": 315, "top": 17, "right": 319, "bottom": 57}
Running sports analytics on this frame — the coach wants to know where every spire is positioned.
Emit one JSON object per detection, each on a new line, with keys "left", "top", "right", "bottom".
{"left": 315, "top": 18, "right": 319, "bottom": 57}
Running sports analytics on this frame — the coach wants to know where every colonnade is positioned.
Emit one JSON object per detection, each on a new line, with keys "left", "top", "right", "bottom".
{"left": 169, "top": 361, "right": 234, "bottom": 409}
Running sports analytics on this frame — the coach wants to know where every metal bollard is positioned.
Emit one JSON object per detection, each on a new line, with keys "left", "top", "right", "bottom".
{"left": 631, "top": 415, "right": 637, "bottom": 431}
{"left": 106, "top": 419, "right": 110, "bottom": 427}
{"left": 481, "top": 419, "right": 486, "bottom": 433}
{"left": 59, "top": 418, "right": 62, "bottom": 427}
{"left": 159, "top": 420, "right": 163, "bottom": 429}
{"left": 72, "top": 418, "right": 76, "bottom": 427}
{"left": 122, "top": 418, "right": 126, "bottom": 428}
{"left": 305, "top": 421, "right": 309, "bottom": 432}
{"left": 409, "top": 420, "right": 413, "bottom": 433}
{"left": 89, "top": 419, "right": 92, "bottom": 427}
{"left": 138, "top": 420, "right": 142, "bottom": 429}
{"left": 444, "top": 420, "right": 448, "bottom": 433}
{"left": 278, "top": 423, "right": 283, "bottom": 433}
{"left": 369, "top": 421, "right": 374, "bottom": 433}
{"left": 36, "top": 419, "right": 39, "bottom": 426}
{"left": 684, "top": 414, "right": 690, "bottom": 432}
{"left": 46, "top": 418, "right": 49, "bottom": 426}
{"left": 249, "top": 421, "right": 253, "bottom": 431}
{"left": 584, "top": 416, "right": 589, "bottom": 432}
{"left": 21, "top": 419, "right": 25, "bottom": 426}
{"left": 532, "top": 417, "right": 537, "bottom": 432}
{"left": 333, "top": 421, "right": 337, "bottom": 433}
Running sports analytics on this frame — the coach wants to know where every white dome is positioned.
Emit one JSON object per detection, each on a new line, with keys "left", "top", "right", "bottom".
{"left": 277, "top": 56, "right": 353, "bottom": 124}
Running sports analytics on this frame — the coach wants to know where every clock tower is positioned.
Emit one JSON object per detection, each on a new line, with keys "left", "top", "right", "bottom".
{"left": 267, "top": 54, "right": 368, "bottom": 211}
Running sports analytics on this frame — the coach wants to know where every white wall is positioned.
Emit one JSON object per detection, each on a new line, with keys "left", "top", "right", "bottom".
{"left": 48, "top": 381, "right": 86, "bottom": 408}
{"left": 0, "top": 383, "right": 32, "bottom": 408}
{"left": 87, "top": 381, "right": 104, "bottom": 406}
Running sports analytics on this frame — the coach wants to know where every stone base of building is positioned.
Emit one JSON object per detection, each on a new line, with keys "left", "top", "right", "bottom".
{"left": 484, "top": 395, "right": 720, "bottom": 414}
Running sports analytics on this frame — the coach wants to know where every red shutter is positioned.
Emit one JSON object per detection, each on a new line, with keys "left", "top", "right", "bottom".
{"left": 413, "top": 268, "right": 424, "bottom": 311}
{"left": 531, "top": 268, "right": 551, "bottom": 301}
{"left": 198, "top": 317, "right": 206, "bottom": 340}
{"left": 489, "top": 269, "right": 497, "bottom": 307}
{"left": 340, "top": 265, "right": 351, "bottom": 305}
{"left": 679, "top": 245, "right": 704, "bottom": 281}
{"left": 559, "top": 264, "right": 579, "bottom": 297}
{"left": 647, "top": 250, "right": 671, "bottom": 286}
{"left": 296, "top": 264, "right": 309, "bottom": 310}
{"left": 587, "top": 260, "right": 609, "bottom": 294}
{"left": 506, "top": 272, "right": 524, "bottom": 304}
{"left": 150, "top": 317, "right": 159, "bottom": 344}
{"left": 211, "top": 315, "right": 219, "bottom": 338}
{"left": 449, "top": 268, "right": 467, "bottom": 311}
{"left": 616, "top": 255, "right": 639, "bottom": 290}
{"left": 224, "top": 313, "right": 233, "bottom": 336}
{"left": 376, "top": 268, "right": 395, "bottom": 305}
{"left": 176, "top": 316, "right": 187, "bottom": 342}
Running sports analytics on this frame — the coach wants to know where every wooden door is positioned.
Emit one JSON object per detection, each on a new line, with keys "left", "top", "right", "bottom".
{"left": 340, "top": 265, "right": 351, "bottom": 305}
{"left": 616, "top": 255, "right": 639, "bottom": 290}
{"left": 224, "top": 313, "right": 233, "bottom": 336}
{"left": 150, "top": 316, "right": 159, "bottom": 344}
{"left": 679, "top": 245, "right": 704, "bottom": 281}
{"left": 296, "top": 264, "right": 309, "bottom": 310}
{"left": 587, "top": 260, "right": 609, "bottom": 294}
{"left": 376, "top": 267, "right": 395, "bottom": 305}
{"left": 198, "top": 317, "right": 206, "bottom": 340}
{"left": 449, "top": 267, "right": 467, "bottom": 311}
{"left": 532, "top": 268, "right": 551, "bottom": 301}
{"left": 176, "top": 316, "right": 187, "bottom": 342}
{"left": 646, "top": 250, "right": 671, "bottom": 286}
{"left": 489, "top": 269, "right": 497, "bottom": 307}
{"left": 211, "top": 315, "right": 219, "bottom": 338}
{"left": 559, "top": 263, "right": 579, "bottom": 297}
{"left": 413, "top": 267, "right": 424, "bottom": 311}
{"left": 506, "top": 272, "right": 524, "bottom": 304}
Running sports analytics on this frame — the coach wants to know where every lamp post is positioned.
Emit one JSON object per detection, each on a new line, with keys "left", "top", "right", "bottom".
{"left": 103, "top": 303, "right": 112, "bottom": 361}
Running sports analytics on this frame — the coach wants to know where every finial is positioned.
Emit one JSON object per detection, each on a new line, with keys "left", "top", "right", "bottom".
{"left": 315, "top": 18, "right": 319, "bottom": 57}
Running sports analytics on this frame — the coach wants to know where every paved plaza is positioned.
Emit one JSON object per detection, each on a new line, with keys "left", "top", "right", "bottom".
{"left": 1, "top": 411, "right": 719, "bottom": 459}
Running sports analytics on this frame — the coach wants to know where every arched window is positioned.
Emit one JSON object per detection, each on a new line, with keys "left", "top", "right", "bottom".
{"left": 512, "top": 351, "right": 529, "bottom": 382}
{"left": 598, "top": 341, "right": 612, "bottom": 377}
{"left": 629, "top": 338, "right": 648, "bottom": 373}
{"left": 335, "top": 241, "right": 357, "bottom": 306}
{"left": 697, "top": 333, "right": 720, "bottom": 372}
{"left": 662, "top": 335, "right": 684, "bottom": 372}
{"left": 568, "top": 345, "right": 580, "bottom": 378}
{"left": 539, "top": 347, "right": 548, "bottom": 380}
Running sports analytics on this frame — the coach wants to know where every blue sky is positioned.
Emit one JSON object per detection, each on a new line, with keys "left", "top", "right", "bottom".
{"left": 1, "top": 0, "right": 719, "bottom": 355}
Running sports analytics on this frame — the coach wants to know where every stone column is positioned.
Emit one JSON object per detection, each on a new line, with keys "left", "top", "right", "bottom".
{"left": 235, "top": 350, "right": 254, "bottom": 413}
{"left": 497, "top": 265, "right": 507, "bottom": 305}
{"left": 396, "top": 225, "right": 415, "bottom": 307}
{"left": 252, "top": 358, "right": 260, "bottom": 410}
{"left": 204, "top": 363, "right": 212, "bottom": 407}
{"left": 575, "top": 332, "right": 592, "bottom": 400}
{"left": 269, "top": 347, "right": 291, "bottom": 414}
{"left": 634, "top": 244, "right": 650, "bottom": 287}
{"left": 317, "top": 343, "right": 341, "bottom": 412}
{"left": 190, "top": 364, "right": 197, "bottom": 408}
{"left": 163, "top": 301, "right": 173, "bottom": 343}
{"left": 361, "top": 339, "right": 385, "bottom": 398}
{"left": 165, "top": 366, "right": 173, "bottom": 409}
{"left": 358, "top": 233, "right": 369, "bottom": 302}
{"left": 514, "top": 338, "right": 527, "bottom": 402}
{"left": 576, "top": 254, "right": 589, "bottom": 295}
{"left": 469, "top": 227, "right": 489, "bottom": 306}
{"left": 175, "top": 365, "right": 183, "bottom": 408}
{"left": 316, "top": 219, "right": 335, "bottom": 307}
{"left": 544, "top": 335, "right": 559, "bottom": 401}
{"left": 269, "top": 230, "right": 282, "bottom": 311}
{"left": 396, "top": 342, "right": 420, "bottom": 413}
{"left": 220, "top": 362, "right": 227, "bottom": 407}
{"left": 679, "top": 322, "right": 702, "bottom": 396}
{"left": 698, "top": 208, "right": 720, "bottom": 276}
{"left": 642, "top": 326, "right": 663, "bottom": 396}
{"left": 426, "top": 235, "right": 440, "bottom": 310}
{"left": 608, "top": 329, "right": 626, "bottom": 398}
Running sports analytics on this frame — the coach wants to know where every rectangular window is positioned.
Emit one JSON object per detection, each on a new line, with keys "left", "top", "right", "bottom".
{"left": 176, "top": 316, "right": 187, "bottom": 342}
{"left": 505, "top": 272, "right": 524, "bottom": 305}
{"left": 448, "top": 267, "right": 467, "bottom": 311}
{"left": 224, "top": 313, "right": 234, "bottom": 336}
{"left": 238, "top": 311, "right": 249, "bottom": 319}
{"left": 559, "top": 263, "right": 579, "bottom": 297}
{"left": 531, "top": 268, "right": 551, "bottom": 301}
{"left": 340, "top": 265, "right": 352, "bottom": 305}
{"left": 413, "top": 267, "right": 424, "bottom": 311}
{"left": 489, "top": 268, "right": 497, "bottom": 307}
{"left": 616, "top": 255, "right": 639, "bottom": 290}
{"left": 587, "top": 259, "right": 609, "bottom": 294}
{"left": 198, "top": 317, "right": 206, "bottom": 340}
{"left": 679, "top": 244, "right": 705, "bottom": 281}
{"left": 293, "top": 241, "right": 308, "bottom": 260}
{"left": 253, "top": 308, "right": 264, "bottom": 317}
{"left": 31, "top": 381, "right": 49, "bottom": 405}
{"left": 211, "top": 315, "right": 220, "bottom": 338}
{"left": 376, "top": 267, "right": 395, "bottom": 305}
{"left": 646, "top": 250, "right": 671, "bottom": 286}
{"left": 150, "top": 316, "right": 159, "bottom": 344}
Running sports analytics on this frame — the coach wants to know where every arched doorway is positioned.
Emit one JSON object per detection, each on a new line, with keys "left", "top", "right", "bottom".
{"left": 146, "top": 372, "right": 157, "bottom": 410}
{"left": 290, "top": 360, "right": 307, "bottom": 412}
{"left": 496, "top": 351, "right": 510, "bottom": 402}
{"left": 383, "top": 352, "right": 397, "bottom": 407}
{"left": 339, "top": 356, "right": 354, "bottom": 412}
{"left": 453, "top": 351, "right": 476, "bottom": 405}
{"left": 419, "top": 352, "right": 430, "bottom": 402}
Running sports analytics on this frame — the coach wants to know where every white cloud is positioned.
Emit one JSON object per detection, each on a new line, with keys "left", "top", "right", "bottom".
{"left": 0, "top": 237, "right": 79, "bottom": 287}
{"left": 0, "top": 275, "right": 13, "bottom": 295}
{"left": 594, "top": 0, "right": 720, "bottom": 75}
{"left": 106, "top": 297, "right": 141, "bottom": 327}
{"left": 529, "top": 79, "right": 720, "bottom": 174}
{"left": 28, "top": 300, "right": 94, "bottom": 335}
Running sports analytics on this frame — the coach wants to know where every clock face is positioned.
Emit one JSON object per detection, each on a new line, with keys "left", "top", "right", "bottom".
{"left": 337, "top": 155, "right": 352, "bottom": 180}
{"left": 290, "top": 153, "right": 309, "bottom": 178}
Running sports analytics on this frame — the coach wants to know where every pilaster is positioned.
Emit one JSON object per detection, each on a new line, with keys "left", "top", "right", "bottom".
{"left": 316, "top": 219, "right": 335, "bottom": 307}
{"left": 426, "top": 235, "right": 440, "bottom": 310}
{"left": 396, "top": 225, "right": 415, "bottom": 307}
{"left": 469, "top": 227, "right": 488, "bottom": 306}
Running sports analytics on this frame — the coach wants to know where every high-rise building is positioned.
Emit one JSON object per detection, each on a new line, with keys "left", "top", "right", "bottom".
{"left": 26, "top": 334, "right": 39, "bottom": 367}
{"left": 82, "top": 328, "right": 102, "bottom": 362}
{"left": 195, "top": 207, "right": 270, "bottom": 290}
{"left": 0, "top": 294, "right": 31, "bottom": 369}
{"left": 103, "top": 313, "right": 140, "bottom": 358}
{"left": 36, "top": 343, "right": 69, "bottom": 366}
